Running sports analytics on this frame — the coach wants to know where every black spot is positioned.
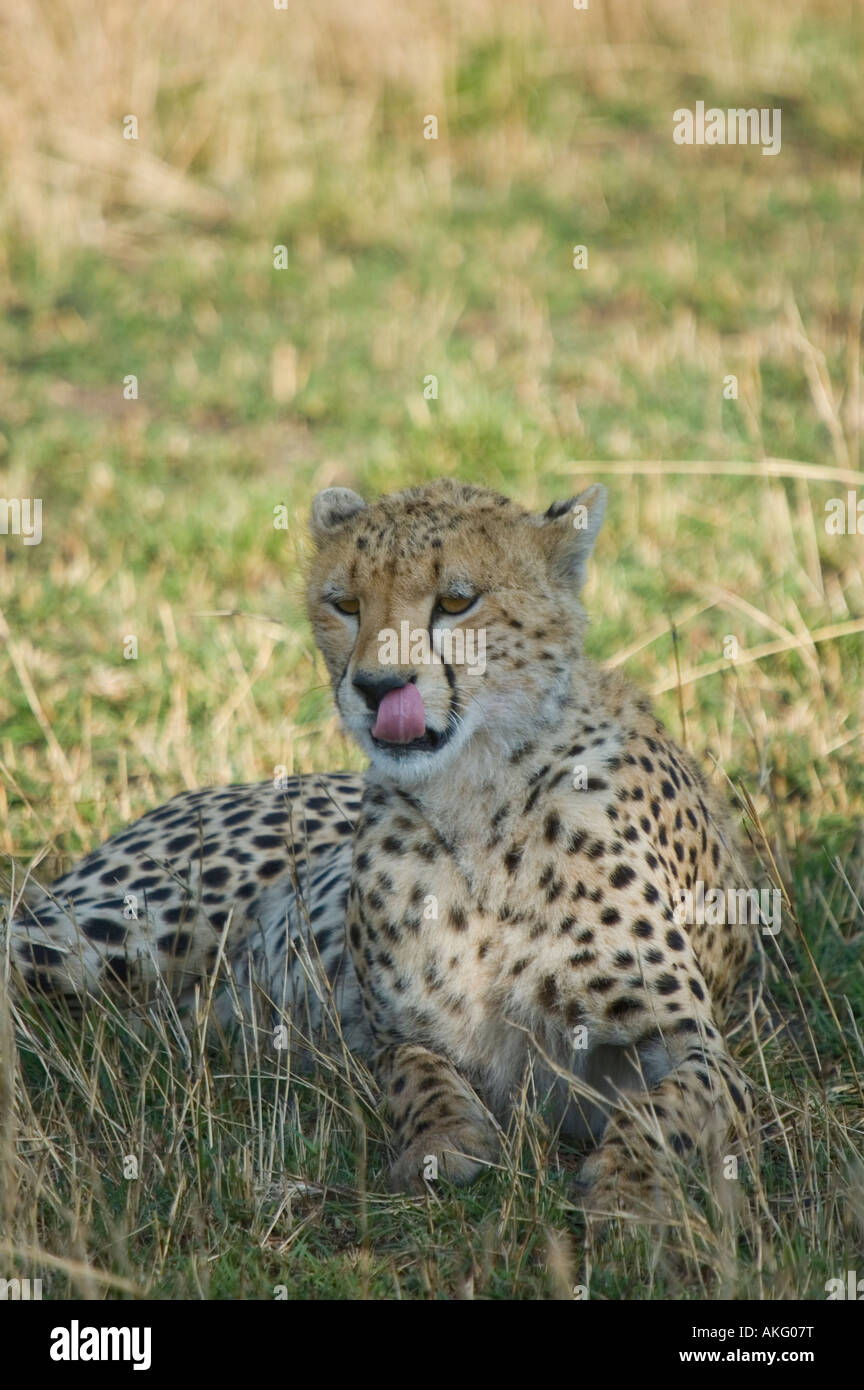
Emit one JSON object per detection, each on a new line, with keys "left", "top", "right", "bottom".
{"left": 544, "top": 812, "right": 562, "bottom": 843}
{"left": 258, "top": 859, "right": 286, "bottom": 880}
{"left": 588, "top": 975, "right": 615, "bottom": 993}
{"left": 609, "top": 864, "right": 635, "bottom": 889}
{"left": 504, "top": 844, "right": 524, "bottom": 875}
{"left": 146, "top": 885, "right": 174, "bottom": 902}
{"left": 130, "top": 873, "right": 160, "bottom": 890}
{"left": 201, "top": 864, "right": 231, "bottom": 889}
{"left": 18, "top": 942, "right": 64, "bottom": 967}
{"left": 666, "top": 928, "right": 685, "bottom": 950}
{"left": 537, "top": 975, "right": 559, "bottom": 1008}
{"left": 121, "top": 839, "right": 154, "bottom": 855}
{"left": 83, "top": 918, "right": 127, "bottom": 944}
{"left": 159, "top": 931, "right": 192, "bottom": 956}
{"left": 161, "top": 902, "right": 186, "bottom": 927}
{"left": 606, "top": 996, "right": 643, "bottom": 1019}
{"left": 167, "top": 833, "right": 198, "bottom": 854}
{"left": 100, "top": 865, "right": 130, "bottom": 885}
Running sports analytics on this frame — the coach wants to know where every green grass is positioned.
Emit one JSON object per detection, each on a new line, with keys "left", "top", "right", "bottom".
{"left": 1, "top": 0, "right": 863, "bottom": 1299}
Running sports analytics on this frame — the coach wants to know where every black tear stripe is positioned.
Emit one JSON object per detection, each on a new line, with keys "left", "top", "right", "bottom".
{"left": 335, "top": 658, "right": 352, "bottom": 707}
{"left": 444, "top": 669, "right": 463, "bottom": 741}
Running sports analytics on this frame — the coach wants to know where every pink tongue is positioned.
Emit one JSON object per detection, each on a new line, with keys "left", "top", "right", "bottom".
{"left": 372, "top": 683, "right": 426, "bottom": 744}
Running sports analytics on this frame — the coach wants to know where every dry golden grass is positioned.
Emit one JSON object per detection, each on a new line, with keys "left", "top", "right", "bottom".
{"left": 1, "top": 0, "right": 863, "bottom": 1299}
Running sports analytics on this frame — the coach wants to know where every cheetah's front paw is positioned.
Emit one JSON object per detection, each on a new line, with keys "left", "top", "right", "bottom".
{"left": 574, "top": 1145, "right": 664, "bottom": 1222}
{"left": 388, "top": 1118, "right": 499, "bottom": 1194}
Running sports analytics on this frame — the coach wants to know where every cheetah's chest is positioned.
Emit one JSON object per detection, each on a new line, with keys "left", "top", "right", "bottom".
{"left": 347, "top": 778, "right": 619, "bottom": 1065}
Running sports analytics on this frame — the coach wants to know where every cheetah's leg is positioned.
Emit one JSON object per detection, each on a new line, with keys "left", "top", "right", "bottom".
{"left": 574, "top": 1012, "right": 753, "bottom": 1215}
{"left": 376, "top": 1043, "right": 500, "bottom": 1192}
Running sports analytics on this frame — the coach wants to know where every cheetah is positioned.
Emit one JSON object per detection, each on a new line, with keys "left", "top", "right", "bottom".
{"left": 7, "top": 478, "right": 756, "bottom": 1212}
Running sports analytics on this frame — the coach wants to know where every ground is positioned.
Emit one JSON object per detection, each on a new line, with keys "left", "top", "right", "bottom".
{"left": 1, "top": 0, "right": 863, "bottom": 1299}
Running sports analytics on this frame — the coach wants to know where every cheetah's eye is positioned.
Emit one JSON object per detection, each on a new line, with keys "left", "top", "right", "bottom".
{"left": 333, "top": 597, "right": 360, "bottom": 616}
{"left": 436, "top": 594, "right": 477, "bottom": 615}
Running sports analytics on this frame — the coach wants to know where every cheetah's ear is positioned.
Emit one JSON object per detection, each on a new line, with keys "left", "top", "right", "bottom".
{"left": 535, "top": 484, "right": 607, "bottom": 589}
{"left": 310, "top": 487, "right": 367, "bottom": 543}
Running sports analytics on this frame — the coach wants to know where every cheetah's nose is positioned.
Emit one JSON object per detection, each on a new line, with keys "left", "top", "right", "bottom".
{"left": 352, "top": 670, "right": 411, "bottom": 712}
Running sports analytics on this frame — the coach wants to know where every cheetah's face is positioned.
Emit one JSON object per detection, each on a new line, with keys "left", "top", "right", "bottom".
{"left": 306, "top": 479, "right": 606, "bottom": 783}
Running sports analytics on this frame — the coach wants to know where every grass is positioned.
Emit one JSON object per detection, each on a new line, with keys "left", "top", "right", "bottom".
{"left": 1, "top": 0, "right": 863, "bottom": 1299}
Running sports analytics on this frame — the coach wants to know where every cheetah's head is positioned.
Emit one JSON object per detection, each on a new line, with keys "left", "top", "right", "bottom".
{"left": 306, "top": 478, "right": 606, "bottom": 784}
